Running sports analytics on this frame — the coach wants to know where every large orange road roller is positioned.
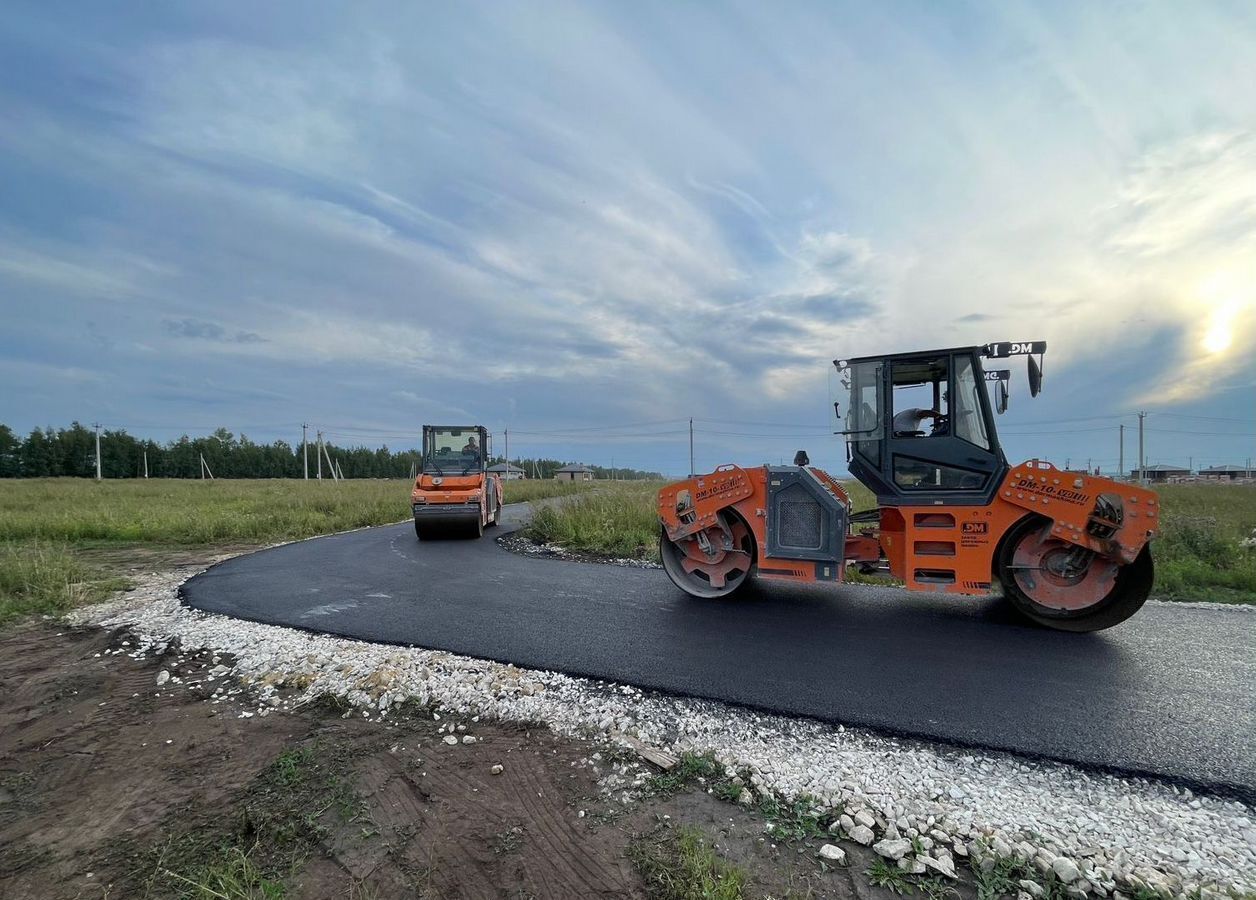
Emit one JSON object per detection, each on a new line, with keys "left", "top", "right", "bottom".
{"left": 658, "top": 342, "right": 1159, "bottom": 631}
{"left": 412, "top": 424, "right": 503, "bottom": 539}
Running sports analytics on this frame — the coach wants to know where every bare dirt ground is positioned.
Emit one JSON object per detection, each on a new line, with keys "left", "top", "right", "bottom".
{"left": 0, "top": 618, "right": 938, "bottom": 899}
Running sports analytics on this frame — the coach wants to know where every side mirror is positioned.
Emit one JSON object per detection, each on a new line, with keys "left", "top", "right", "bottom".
{"left": 794, "top": 450, "right": 810, "bottom": 466}
{"left": 996, "top": 381, "right": 1009, "bottom": 414}
{"left": 1028, "top": 355, "right": 1042, "bottom": 397}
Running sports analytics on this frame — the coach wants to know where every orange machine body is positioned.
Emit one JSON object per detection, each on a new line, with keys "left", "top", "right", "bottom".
{"left": 657, "top": 461, "right": 1158, "bottom": 595}
{"left": 872, "top": 461, "right": 1157, "bottom": 594}
{"left": 411, "top": 472, "right": 502, "bottom": 528}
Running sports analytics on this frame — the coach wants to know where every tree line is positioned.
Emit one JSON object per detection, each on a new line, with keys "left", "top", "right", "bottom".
{"left": 0, "top": 423, "right": 662, "bottom": 480}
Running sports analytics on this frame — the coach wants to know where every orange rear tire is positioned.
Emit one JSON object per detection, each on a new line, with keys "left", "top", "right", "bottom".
{"left": 997, "top": 516, "right": 1153, "bottom": 632}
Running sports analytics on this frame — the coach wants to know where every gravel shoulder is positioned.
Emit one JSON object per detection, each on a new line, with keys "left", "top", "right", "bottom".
{"left": 1, "top": 616, "right": 948, "bottom": 900}
{"left": 47, "top": 561, "right": 1256, "bottom": 900}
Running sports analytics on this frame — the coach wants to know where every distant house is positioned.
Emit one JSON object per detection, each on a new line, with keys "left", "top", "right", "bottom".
{"left": 1198, "top": 465, "right": 1255, "bottom": 481}
{"left": 487, "top": 463, "right": 526, "bottom": 480}
{"left": 554, "top": 464, "right": 595, "bottom": 482}
{"left": 1129, "top": 464, "right": 1191, "bottom": 483}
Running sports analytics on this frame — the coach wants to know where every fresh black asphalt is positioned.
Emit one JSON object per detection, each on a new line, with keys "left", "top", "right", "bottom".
{"left": 182, "top": 503, "right": 1256, "bottom": 802}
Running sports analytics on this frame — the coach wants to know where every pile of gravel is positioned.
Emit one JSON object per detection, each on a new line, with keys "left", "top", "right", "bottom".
{"left": 69, "top": 570, "right": 1254, "bottom": 897}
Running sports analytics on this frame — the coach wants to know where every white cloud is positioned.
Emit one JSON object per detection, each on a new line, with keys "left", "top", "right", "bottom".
{"left": 0, "top": 241, "right": 167, "bottom": 300}
{"left": 1103, "top": 132, "right": 1256, "bottom": 259}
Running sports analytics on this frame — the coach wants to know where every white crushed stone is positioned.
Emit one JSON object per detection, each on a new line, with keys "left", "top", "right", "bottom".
{"left": 1147, "top": 599, "right": 1256, "bottom": 612}
{"left": 68, "top": 570, "right": 1255, "bottom": 897}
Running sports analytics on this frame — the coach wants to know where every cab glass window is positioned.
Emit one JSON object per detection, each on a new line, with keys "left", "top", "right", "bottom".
{"left": 890, "top": 357, "right": 949, "bottom": 438}
{"left": 893, "top": 455, "right": 988, "bottom": 490}
{"left": 952, "top": 356, "right": 991, "bottom": 450}
{"left": 840, "top": 360, "right": 882, "bottom": 465}
{"left": 423, "top": 428, "right": 482, "bottom": 474}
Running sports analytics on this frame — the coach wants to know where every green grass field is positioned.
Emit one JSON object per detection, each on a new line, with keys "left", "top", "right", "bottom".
{"left": 1153, "top": 483, "right": 1256, "bottom": 602}
{"left": 523, "top": 479, "right": 1256, "bottom": 604}
{"left": 528, "top": 482, "right": 667, "bottom": 558}
{"left": 0, "top": 477, "right": 592, "bottom": 626}
{"left": 501, "top": 478, "right": 593, "bottom": 505}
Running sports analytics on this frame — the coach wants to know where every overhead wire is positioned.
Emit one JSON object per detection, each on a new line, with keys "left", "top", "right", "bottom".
{"left": 1149, "top": 412, "right": 1254, "bottom": 424}
{"left": 694, "top": 417, "right": 831, "bottom": 430}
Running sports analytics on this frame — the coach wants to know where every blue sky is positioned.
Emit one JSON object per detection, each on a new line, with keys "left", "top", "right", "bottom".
{"left": 1, "top": 1, "right": 1253, "bottom": 476}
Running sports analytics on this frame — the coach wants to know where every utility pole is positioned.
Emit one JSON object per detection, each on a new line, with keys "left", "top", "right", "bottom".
{"left": 302, "top": 423, "right": 309, "bottom": 480}
{"left": 1188, "top": 455, "right": 1193, "bottom": 474}
{"left": 1086, "top": 457, "right": 1091, "bottom": 474}
{"left": 611, "top": 456, "right": 615, "bottom": 482}
{"left": 504, "top": 428, "right": 509, "bottom": 479}
{"left": 322, "top": 443, "right": 338, "bottom": 482}
{"left": 1137, "top": 411, "right": 1146, "bottom": 484}
{"left": 689, "top": 417, "right": 694, "bottom": 477}
{"left": 317, "top": 431, "right": 323, "bottom": 481}
{"left": 93, "top": 422, "right": 102, "bottom": 481}
{"left": 143, "top": 450, "right": 148, "bottom": 479}
{"left": 1118, "top": 424, "right": 1124, "bottom": 480}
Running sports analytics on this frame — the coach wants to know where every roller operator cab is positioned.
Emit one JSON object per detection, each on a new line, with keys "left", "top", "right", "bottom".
{"left": 657, "top": 342, "right": 1159, "bottom": 632}
{"left": 411, "top": 425, "right": 503, "bottom": 539}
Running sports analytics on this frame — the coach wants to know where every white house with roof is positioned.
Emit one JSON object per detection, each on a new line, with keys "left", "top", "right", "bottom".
{"left": 1198, "top": 464, "right": 1255, "bottom": 481}
{"left": 554, "top": 464, "right": 594, "bottom": 482}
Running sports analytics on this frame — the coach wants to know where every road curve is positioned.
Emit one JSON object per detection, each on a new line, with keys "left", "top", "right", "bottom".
{"left": 182, "top": 503, "right": 1256, "bottom": 802}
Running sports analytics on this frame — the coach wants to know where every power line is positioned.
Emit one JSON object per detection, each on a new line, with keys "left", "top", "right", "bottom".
{"left": 506, "top": 418, "right": 689, "bottom": 435}
{"left": 507, "top": 430, "right": 689, "bottom": 439}
{"left": 696, "top": 429, "right": 841, "bottom": 438}
{"left": 694, "top": 417, "right": 832, "bottom": 430}
{"left": 1150, "top": 412, "right": 1254, "bottom": 424}
{"left": 1142, "top": 428, "right": 1256, "bottom": 437}
{"left": 999, "top": 426, "right": 1117, "bottom": 435}
{"left": 996, "top": 414, "right": 1139, "bottom": 427}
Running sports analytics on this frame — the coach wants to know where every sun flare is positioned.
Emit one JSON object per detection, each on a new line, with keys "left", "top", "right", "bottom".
{"left": 1202, "top": 305, "right": 1235, "bottom": 355}
{"left": 1195, "top": 269, "right": 1250, "bottom": 357}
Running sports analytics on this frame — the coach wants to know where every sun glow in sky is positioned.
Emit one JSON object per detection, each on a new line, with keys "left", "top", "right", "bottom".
{"left": 1202, "top": 302, "right": 1237, "bottom": 356}
{"left": 1195, "top": 270, "right": 1252, "bottom": 359}
{"left": 1, "top": 2, "right": 1254, "bottom": 474}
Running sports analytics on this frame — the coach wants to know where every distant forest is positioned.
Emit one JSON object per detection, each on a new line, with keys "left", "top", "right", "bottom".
{"left": 0, "top": 423, "right": 662, "bottom": 480}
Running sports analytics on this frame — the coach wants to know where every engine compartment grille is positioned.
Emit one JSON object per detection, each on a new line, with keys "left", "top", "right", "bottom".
{"left": 778, "top": 485, "right": 822, "bottom": 549}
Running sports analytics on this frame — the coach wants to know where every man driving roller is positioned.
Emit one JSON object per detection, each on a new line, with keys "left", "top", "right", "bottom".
{"left": 892, "top": 407, "right": 942, "bottom": 436}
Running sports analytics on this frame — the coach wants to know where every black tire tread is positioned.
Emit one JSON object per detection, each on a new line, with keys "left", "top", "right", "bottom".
{"left": 998, "top": 516, "right": 1154, "bottom": 632}
{"left": 659, "top": 509, "right": 756, "bottom": 600}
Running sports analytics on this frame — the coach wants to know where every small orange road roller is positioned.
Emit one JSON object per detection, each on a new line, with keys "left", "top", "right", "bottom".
{"left": 658, "top": 342, "right": 1158, "bottom": 631}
